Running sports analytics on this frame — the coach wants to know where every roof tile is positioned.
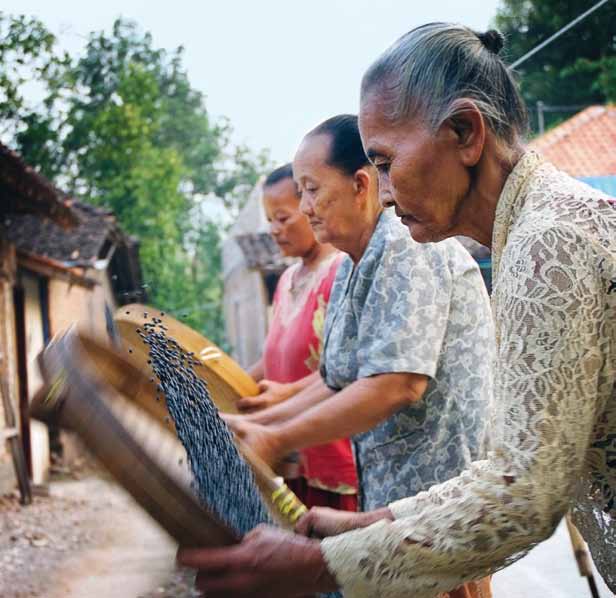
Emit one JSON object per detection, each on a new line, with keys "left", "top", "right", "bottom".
{"left": 529, "top": 105, "right": 616, "bottom": 177}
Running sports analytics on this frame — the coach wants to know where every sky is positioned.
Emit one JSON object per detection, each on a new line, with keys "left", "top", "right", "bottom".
{"left": 4, "top": 0, "right": 502, "bottom": 164}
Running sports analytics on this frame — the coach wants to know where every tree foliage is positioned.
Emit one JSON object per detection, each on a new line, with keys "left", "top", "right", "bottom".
{"left": 0, "top": 13, "right": 269, "bottom": 345}
{"left": 495, "top": 0, "right": 616, "bottom": 132}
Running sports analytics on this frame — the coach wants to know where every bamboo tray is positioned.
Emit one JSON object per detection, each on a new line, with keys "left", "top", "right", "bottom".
{"left": 32, "top": 325, "right": 307, "bottom": 534}
{"left": 31, "top": 326, "right": 237, "bottom": 548}
{"left": 113, "top": 306, "right": 307, "bottom": 526}
{"left": 114, "top": 304, "right": 259, "bottom": 414}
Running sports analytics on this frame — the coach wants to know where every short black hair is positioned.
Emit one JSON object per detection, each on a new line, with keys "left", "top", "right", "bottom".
{"left": 264, "top": 163, "right": 294, "bottom": 188}
{"left": 308, "top": 114, "right": 370, "bottom": 176}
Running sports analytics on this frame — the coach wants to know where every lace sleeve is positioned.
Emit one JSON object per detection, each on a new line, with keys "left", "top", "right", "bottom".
{"left": 321, "top": 225, "right": 607, "bottom": 598}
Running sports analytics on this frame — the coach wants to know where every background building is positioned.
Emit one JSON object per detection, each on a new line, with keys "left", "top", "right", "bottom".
{"left": 0, "top": 144, "right": 143, "bottom": 494}
{"left": 222, "top": 184, "right": 293, "bottom": 367}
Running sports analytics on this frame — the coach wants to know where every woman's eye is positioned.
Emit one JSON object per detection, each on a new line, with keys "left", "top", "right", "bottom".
{"left": 375, "top": 162, "right": 390, "bottom": 174}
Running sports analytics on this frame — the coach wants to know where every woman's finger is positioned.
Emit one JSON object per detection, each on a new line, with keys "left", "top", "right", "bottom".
{"left": 294, "top": 511, "right": 314, "bottom": 537}
{"left": 237, "top": 396, "right": 264, "bottom": 411}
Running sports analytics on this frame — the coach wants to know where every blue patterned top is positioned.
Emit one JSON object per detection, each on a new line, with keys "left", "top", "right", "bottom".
{"left": 320, "top": 209, "right": 494, "bottom": 510}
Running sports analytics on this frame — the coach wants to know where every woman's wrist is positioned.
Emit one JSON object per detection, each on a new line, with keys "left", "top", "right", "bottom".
{"left": 312, "top": 542, "right": 340, "bottom": 592}
{"left": 270, "top": 422, "right": 293, "bottom": 459}
{"left": 285, "top": 379, "right": 303, "bottom": 398}
{"left": 362, "top": 507, "right": 395, "bottom": 526}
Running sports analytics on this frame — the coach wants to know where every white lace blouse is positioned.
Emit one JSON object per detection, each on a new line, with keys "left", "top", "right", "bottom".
{"left": 320, "top": 151, "right": 616, "bottom": 597}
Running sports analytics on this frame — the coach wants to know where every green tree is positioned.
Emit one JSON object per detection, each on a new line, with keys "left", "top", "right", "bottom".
{"left": 0, "top": 13, "right": 69, "bottom": 178}
{"left": 0, "top": 14, "right": 270, "bottom": 346}
{"left": 495, "top": 0, "right": 616, "bottom": 132}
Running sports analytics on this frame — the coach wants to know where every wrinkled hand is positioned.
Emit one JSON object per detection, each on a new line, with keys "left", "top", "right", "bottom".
{"left": 296, "top": 506, "right": 394, "bottom": 539}
{"left": 177, "top": 525, "right": 338, "bottom": 598}
{"left": 224, "top": 416, "right": 284, "bottom": 467}
{"left": 236, "top": 379, "right": 295, "bottom": 413}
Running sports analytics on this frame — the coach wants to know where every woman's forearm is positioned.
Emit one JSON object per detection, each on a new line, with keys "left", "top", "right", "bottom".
{"left": 286, "top": 370, "right": 321, "bottom": 396}
{"left": 251, "top": 375, "right": 334, "bottom": 425}
{"left": 273, "top": 373, "right": 426, "bottom": 453}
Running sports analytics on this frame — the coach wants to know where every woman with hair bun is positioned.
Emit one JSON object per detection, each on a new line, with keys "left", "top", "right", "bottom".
{"left": 177, "top": 22, "right": 616, "bottom": 597}
{"left": 179, "top": 111, "right": 494, "bottom": 597}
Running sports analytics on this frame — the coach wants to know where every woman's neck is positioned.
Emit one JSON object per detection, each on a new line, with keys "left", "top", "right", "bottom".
{"left": 455, "top": 143, "right": 523, "bottom": 248}
{"left": 348, "top": 204, "right": 383, "bottom": 264}
{"left": 301, "top": 241, "right": 335, "bottom": 270}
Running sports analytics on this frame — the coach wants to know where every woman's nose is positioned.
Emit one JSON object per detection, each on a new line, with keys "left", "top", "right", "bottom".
{"left": 379, "top": 191, "right": 396, "bottom": 208}
{"left": 299, "top": 195, "right": 313, "bottom": 216}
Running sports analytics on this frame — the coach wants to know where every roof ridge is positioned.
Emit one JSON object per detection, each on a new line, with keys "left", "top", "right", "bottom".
{"left": 530, "top": 106, "right": 608, "bottom": 150}
{"left": 529, "top": 105, "right": 607, "bottom": 149}
{"left": 528, "top": 104, "right": 616, "bottom": 177}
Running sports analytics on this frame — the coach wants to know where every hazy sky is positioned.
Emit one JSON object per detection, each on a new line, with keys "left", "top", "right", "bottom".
{"left": 5, "top": 1, "right": 502, "bottom": 163}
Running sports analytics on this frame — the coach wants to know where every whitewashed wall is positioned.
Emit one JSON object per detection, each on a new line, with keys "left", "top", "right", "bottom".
{"left": 222, "top": 184, "right": 271, "bottom": 367}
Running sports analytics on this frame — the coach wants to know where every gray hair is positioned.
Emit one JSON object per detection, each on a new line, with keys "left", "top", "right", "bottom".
{"left": 361, "top": 23, "right": 528, "bottom": 147}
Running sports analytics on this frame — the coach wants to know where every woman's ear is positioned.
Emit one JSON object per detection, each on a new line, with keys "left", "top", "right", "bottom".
{"left": 353, "top": 168, "right": 372, "bottom": 198}
{"left": 443, "top": 99, "right": 485, "bottom": 168}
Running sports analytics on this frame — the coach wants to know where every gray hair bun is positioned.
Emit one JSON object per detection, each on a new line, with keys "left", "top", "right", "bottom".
{"left": 477, "top": 29, "right": 504, "bottom": 55}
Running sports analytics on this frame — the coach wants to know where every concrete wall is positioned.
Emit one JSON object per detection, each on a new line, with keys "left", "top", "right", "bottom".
{"left": 49, "top": 269, "right": 116, "bottom": 338}
{"left": 222, "top": 184, "right": 271, "bottom": 367}
{"left": 223, "top": 268, "right": 270, "bottom": 368}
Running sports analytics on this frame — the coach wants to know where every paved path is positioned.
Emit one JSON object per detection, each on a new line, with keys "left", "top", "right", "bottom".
{"left": 41, "top": 477, "right": 615, "bottom": 598}
{"left": 493, "top": 521, "right": 613, "bottom": 597}
{"left": 47, "top": 477, "right": 177, "bottom": 598}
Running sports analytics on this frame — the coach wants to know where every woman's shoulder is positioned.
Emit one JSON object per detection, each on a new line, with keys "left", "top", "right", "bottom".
{"left": 314, "top": 250, "right": 347, "bottom": 290}
{"left": 275, "top": 261, "right": 300, "bottom": 293}
{"left": 512, "top": 165, "right": 616, "bottom": 257}
{"left": 522, "top": 161, "right": 615, "bottom": 222}
{"left": 280, "top": 261, "right": 301, "bottom": 280}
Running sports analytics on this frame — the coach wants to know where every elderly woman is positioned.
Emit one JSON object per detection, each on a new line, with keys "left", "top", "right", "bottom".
{"left": 180, "top": 113, "right": 494, "bottom": 597}
{"left": 244, "top": 163, "right": 358, "bottom": 511}
{"left": 181, "top": 23, "right": 616, "bottom": 598}
{"left": 233, "top": 116, "right": 493, "bottom": 518}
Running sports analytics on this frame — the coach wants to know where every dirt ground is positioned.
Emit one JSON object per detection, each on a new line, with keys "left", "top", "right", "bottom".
{"left": 0, "top": 471, "right": 200, "bottom": 598}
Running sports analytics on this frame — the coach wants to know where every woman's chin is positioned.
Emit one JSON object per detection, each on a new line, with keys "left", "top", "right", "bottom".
{"left": 279, "top": 245, "right": 309, "bottom": 258}
{"left": 314, "top": 230, "right": 332, "bottom": 245}
{"left": 276, "top": 244, "right": 294, "bottom": 257}
{"left": 405, "top": 222, "right": 443, "bottom": 244}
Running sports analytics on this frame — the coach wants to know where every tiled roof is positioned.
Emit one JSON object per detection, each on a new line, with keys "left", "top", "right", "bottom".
{"left": 0, "top": 143, "right": 77, "bottom": 227}
{"left": 3, "top": 202, "right": 117, "bottom": 264}
{"left": 529, "top": 105, "right": 616, "bottom": 177}
{"left": 234, "top": 232, "right": 290, "bottom": 272}
{"left": 3, "top": 201, "right": 144, "bottom": 304}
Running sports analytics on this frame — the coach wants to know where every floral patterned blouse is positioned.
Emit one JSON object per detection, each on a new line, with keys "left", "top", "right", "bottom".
{"left": 320, "top": 210, "right": 494, "bottom": 510}
{"left": 264, "top": 252, "right": 358, "bottom": 494}
{"left": 321, "top": 152, "right": 616, "bottom": 597}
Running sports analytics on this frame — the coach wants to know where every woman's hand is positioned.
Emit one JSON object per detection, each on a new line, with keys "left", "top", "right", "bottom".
{"left": 236, "top": 379, "right": 296, "bottom": 413}
{"left": 177, "top": 525, "right": 338, "bottom": 598}
{"left": 295, "top": 506, "right": 395, "bottom": 539}
{"left": 225, "top": 417, "right": 285, "bottom": 467}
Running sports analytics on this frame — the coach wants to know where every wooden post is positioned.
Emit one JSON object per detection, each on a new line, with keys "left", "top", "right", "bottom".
{"left": 565, "top": 514, "right": 600, "bottom": 598}
{"left": 0, "top": 377, "right": 31, "bottom": 504}
{"left": 0, "top": 238, "right": 31, "bottom": 501}
{"left": 12, "top": 283, "right": 32, "bottom": 477}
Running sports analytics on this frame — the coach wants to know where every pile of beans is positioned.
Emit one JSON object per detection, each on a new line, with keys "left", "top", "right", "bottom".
{"left": 134, "top": 313, "right": 272, "bottom": 536}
